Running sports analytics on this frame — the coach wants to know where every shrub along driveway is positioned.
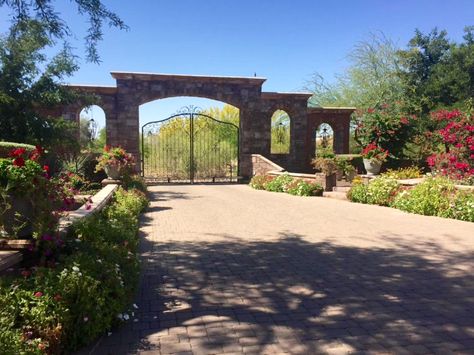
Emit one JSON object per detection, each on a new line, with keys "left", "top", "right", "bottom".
{"left": 90, "top": 184, "right": 474, "bottom": 354}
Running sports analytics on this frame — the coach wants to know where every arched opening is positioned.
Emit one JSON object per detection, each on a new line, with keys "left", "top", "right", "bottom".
{"left": 79, "top": 105, "right": 106, "bottom": 151}
{"left": 315, "top": 123, "right": 334, "bottom": 157}
{"left": 139, "top": 97, "right": 240, "bottom": 182}
{"left": 270, "top": 110, "right": 290, "bottom": 154}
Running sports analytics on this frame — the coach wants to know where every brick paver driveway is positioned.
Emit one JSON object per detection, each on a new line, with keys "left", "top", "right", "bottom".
{"left": 91, "top": 184, "right": 474, "bottom": 354}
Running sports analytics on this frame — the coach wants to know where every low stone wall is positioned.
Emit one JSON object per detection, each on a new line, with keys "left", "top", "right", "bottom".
{"left": 244, "top": 154, "right": 285, "bottom": 176}
{"left": 267, "top": 170, "right": 336, "bottom": 192}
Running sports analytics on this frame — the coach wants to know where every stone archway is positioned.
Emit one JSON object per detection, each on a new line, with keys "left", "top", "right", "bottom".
{"left": 56, "top": 71, "right": 354, "bottom": 178}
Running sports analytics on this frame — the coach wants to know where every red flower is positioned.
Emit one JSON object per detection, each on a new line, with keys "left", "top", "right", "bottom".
{"left": 13, "top": 157, "right": 25, "bottom": 167}
{"left": 43, "top": 165, "right": 49, "bottom": 172}
{"left": 9, "top": 147, "right": 26, "bottom": 157}
{"left": 21, "top": 270, "right": 31, "bottom": 278}
{"left": 54, "top": 294, "right": 62, "bottom": 302}
{"left": 34, "top": 291, "right": 43, "bottom": 298}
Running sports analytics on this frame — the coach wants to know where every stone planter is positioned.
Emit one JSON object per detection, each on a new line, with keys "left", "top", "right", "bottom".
{"left": 363, "top": 159, "right": 383, "bottom": 176}
{"left": 1, "top": 196, "right": 33, "bottom": 238}
{"left": 104, "top": 164, "right": 121, "bottom": 180}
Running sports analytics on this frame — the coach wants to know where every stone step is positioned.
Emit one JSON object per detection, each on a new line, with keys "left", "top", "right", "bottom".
{"left": 323, "top": 191, "right": 348, "bottom": 201}
{"left": 333, "top": 186, "right": 351, "bottom": 193}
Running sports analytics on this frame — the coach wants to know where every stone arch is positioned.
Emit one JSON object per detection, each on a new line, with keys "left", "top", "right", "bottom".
{"left": 270, "top": 109, "right": 291, "bottom": 154}
{"left": 50, "top": 71, "right": 353, "bottom": 177}
{"left": 78, "top": 104, "right": 106, "bottom": 145}
{"left": 314, "top": 122, "right": 335, "bottom": 157}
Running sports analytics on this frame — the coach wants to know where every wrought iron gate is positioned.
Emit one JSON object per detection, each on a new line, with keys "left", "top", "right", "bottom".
{"left": 141, "top": 107, "right": 239, "bottom": 183}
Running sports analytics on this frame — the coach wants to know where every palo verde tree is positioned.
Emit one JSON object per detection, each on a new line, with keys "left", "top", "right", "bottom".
{"left": 0, "top": 0, "right": 127, "bottom": 63}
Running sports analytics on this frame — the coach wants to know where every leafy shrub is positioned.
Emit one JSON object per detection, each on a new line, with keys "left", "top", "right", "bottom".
{"left": 0, "top": 142, "right": 35, "bottom": 158}
{"left": 265, "top": 174, "right": 294, "bottom": 192}
{"left": 123, "top": 174, "right": 147, "bottom": 193}
{"left": 311, "top": 157, "right": 337, "bottom": 176}
{"left": 382, "top": 166, "right": 422, "bottom": 179}
{"left": 287, "top": 179, "right": 323, "bottom": 196}
{"left": 392, "top": 177, "right": 455, "bottom": 216}
{"left": 446, "top": 191, "right": 474, "bottom": 222}
{"left": 347, "top": 176, "right": 400, "bottom": 206}
{"left": 0, "top": 188, "right": 148, "bottom": 353}
{"left": 346, "top": 178, "right": 368, "bottom": 203}
{"left": 249, "top": 175, "right": 275, "bottom": 190}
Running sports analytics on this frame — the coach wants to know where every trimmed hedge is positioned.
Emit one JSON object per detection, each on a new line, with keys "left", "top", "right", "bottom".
{"left": 0, "top": 142, "right": 35, "bottom": 158}
{"left": 0, "top": 188, "right": 149, "bottom": 353}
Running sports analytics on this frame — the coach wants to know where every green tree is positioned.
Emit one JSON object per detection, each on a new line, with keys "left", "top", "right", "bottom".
{"left": 0, "top": 0, "right": 127, "bottom": 62}
{"left": 0, "top": 19, "right": 79, "bottom": 150}
{"left": 306, "top": 33, "right": 403, "bottom": 109}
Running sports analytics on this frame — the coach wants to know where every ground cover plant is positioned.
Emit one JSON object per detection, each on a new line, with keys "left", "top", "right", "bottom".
{"left": 250, "top": 174, "right": 323, "bottom": 196}
{"left": 347, "top": 171, "right": 474, "bottom": 222}
{"left": 0, "top": 187, "right": 148, "bottom": 353}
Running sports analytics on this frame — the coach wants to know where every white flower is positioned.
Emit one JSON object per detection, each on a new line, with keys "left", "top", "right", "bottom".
{"left": 117, "top": 313, "right": 123, "bottom": 320}
{"left": 133, "top": 303, "right": 139, "bottom": 309}
{"left": 107, "top": 332, "right": 112, "bottom": 336}
{"left": 83, "top": 317, "right": 89, "bottom": 322}
{"left": 133, "top": 318, "right": 139, "bottom": 322}
{"left": 123, "top": 313, "right": 130, "bottom": 321}
{"left": 72, "top": 266, "right": 80, "bottom": 272}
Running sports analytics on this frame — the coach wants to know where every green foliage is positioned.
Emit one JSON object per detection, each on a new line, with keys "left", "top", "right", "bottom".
{"left": 265, "top": 174, "right": 294, "bottom": 193}
{"left": 270, "top": 110, "right": 290, "bottom": 154}
{"left": 249, "top": 175, "right": 274, "bottom": 190}
{"left": 311, "top": 157, "right": 337, "bottom": 176}
{"left": 392, "top": 177, "right": 456, "bottom": 216}
{"left": 286, "top": 179, "right": 323, "bottom": 196}
{"left": 0, "top": 142, "right": 35, "bottom": 158}
{"left": 0, "top": 188, "right": 148, "bottom": 353}
{"left": 306, "top": 33, "right": 404, "bottom": 109}
{"left": 249, "top": 174, "right": 323, "bottom": 197}
{"left": 122, "top": 175, "right": 148, "bottom": 193}
{"left": 382, "top": 166, "right": 422, "bottom": 179}
{"left": 0, "top": 19, "right": 80, "bottom": 149}
{"left": 446, "top": 191, "right": 474, "bottom": 222}
{"left": 142, "top": 105, "right": 239, "bottom": 179}
{"left": 0, "top": 0, "right": 127, "bottom": 63}
{"left": 347, "top": 176, "right": 400, "bottom": 206}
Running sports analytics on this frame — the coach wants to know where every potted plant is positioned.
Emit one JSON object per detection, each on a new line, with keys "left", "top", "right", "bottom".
{"left": 0, "top": 146, "right": 51, "bottom": 237}
{"left": 96, "top": 146, "right": 134, "bottom": 180}
{"left": 311, "top": 156, "right": 337, "bottom": 191}
{"left": 361, "top": 142, "right": 388, "bottom": 175}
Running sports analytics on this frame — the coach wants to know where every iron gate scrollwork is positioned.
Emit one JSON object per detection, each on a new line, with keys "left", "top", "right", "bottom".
{"left": 141, "top": 106, "right": 239, "bottom": 183}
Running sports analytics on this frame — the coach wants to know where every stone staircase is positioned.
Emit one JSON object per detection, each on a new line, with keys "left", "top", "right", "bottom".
{"left": 323, "top": 182, "right": 351, "bottom": 200}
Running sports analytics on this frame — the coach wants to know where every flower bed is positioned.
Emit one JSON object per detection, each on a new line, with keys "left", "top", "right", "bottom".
{"left": 250, "top": 174, "right": 324, "bottom": 196}
{"left": 347, "top": 171, "right": 474, "bottom": 222}
{"left": 0, "top": 187, "right": 148, "bottom": 353}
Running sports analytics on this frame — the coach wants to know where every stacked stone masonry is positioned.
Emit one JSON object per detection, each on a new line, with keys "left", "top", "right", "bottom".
{"left": 57, "top": 72, "right": 354, "bottom": 177}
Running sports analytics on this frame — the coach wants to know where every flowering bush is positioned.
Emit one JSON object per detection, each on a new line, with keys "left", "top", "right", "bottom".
{"left": 392, "top": 177, "right": 456, "bottom": 217}
{"left": 249, "top": 174, "right": 275, "bottom": 190}
{"left": 347, "top": 175, "right": 400, "bottom": 206}
{"left": 0, "top": 147, "right": 73, "bottom": 240}
{"left": 0, "top": 188, "right": 148, "bottom": 353}
{"left": 426, "top": 109, "right": 474, "bottom": 183}
{"left": 249, "top": 174, "right": 323, "bottom": 196}
{"left": 354, "top": 104, "right": 416, "bottom": 160}
{"left": 361, "top": 142, "right": 389, "bottom": 162}
{"left": 95, "top": 146, "right": 134, "bottom": 174}
{"left": 265, "top": 174, "right": 294, "bottom": 193}
{"left": 286, "top": 179, "right": 323, "bottom": 196}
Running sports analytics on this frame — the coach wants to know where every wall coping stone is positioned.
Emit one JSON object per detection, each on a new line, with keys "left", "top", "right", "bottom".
{"left": 251, "top": 154, "right": 285, "bottom": 172}
{"left": 58, "top": 184, "right": 119, "bottom": 231}
{"left": 110, "top": 71, "right": 267, "bottom": 85}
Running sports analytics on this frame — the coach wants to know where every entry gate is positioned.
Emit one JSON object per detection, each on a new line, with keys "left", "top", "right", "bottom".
{"left": 141, "top": 107, "right": 239, "bottom": 183}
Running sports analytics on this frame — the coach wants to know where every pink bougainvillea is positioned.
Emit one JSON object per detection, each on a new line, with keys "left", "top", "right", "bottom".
{"left": 427, "top": 110, "right": 474, "bottom": 181}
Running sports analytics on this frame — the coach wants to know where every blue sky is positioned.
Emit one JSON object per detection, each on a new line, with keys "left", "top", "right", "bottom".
{"left": 1, "top": 0, "right": 474, "bottom": 130}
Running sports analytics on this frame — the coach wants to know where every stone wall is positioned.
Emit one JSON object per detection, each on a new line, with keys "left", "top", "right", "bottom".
{"left": 56, "top": 72, "right": 353, "bottom": 179}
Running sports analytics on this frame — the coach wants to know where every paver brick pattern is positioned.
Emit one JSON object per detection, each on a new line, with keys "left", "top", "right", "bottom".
{"left": 90, "top": 184, "right": 474, "bottom": 354}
